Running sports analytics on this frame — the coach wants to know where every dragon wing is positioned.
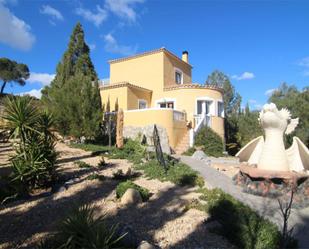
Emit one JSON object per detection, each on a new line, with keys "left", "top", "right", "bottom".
{"left": 236, "top": 136, "right": 264, "bottom": 165}
{"left": 286, "top": 137, "right": 309, "bottom": 172}
{"left": 285, "top": 118, "right": 299, "bottom": 135}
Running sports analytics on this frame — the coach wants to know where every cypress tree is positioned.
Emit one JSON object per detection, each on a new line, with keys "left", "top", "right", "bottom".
{"left": 42, "top": 23, "right": 102, "bottom": 138}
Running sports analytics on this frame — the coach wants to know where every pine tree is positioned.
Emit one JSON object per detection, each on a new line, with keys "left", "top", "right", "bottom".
{"left": 42, "top": 23, "right": 102, "bottom": 138}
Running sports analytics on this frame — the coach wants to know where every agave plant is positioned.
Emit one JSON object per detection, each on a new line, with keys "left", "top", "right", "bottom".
{"left": 2, "top": 96, "right": 57, "bottom": 193}
{"left": 2, "top": 96, "right": 39, "bottom": 147}
{"left": 55, "top": 205, "right": 126, "bottom": 249}
{"left": 11, "top": 134, "right": 57, "bottom": 191}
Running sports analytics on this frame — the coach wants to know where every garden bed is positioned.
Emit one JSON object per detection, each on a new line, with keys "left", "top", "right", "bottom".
{"left": 0, "top": 142, "right": 233, "bottom": 249}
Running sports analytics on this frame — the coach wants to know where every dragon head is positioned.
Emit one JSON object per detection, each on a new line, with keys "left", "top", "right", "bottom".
{"left": 259, "top": 103, "right": 298, "bottom": 134}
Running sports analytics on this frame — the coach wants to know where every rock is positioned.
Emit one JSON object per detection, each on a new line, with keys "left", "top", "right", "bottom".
{"left": 192, "top": 150, "right": 208, "bottom": 161}
{"left": 137, "top": 240, "right": 157, "bottom": 249}
{"left": 121, "top": 188, "right": 142, "bottom": 205}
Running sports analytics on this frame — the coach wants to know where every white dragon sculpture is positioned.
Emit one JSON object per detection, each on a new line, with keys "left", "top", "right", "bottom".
{"left": 236, "top": 103, "right": 309, "bottom": 172}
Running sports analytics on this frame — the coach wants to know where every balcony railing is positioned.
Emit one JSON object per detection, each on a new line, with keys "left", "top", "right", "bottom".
{"left": 173, "top": 110, "right": 186, "bottom": 121}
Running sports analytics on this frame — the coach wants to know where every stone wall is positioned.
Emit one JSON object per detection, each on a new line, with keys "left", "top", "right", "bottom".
{"left": 123, "top": 124, "right": 171, "bottom": 154}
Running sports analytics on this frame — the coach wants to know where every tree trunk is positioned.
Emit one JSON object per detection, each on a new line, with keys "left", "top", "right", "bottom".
{"left": 1, "top": 81, "right": 7, "bottom": 94}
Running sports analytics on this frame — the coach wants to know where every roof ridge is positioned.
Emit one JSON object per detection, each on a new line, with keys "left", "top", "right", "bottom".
{"left": 108, "top": 47, "right": 192, "bottom": 68}
{"left": 99, "top": 81, "right": 152, "bottom": 92}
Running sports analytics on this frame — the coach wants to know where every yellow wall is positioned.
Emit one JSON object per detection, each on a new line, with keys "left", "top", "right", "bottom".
{"left": 127, "top": 87, "right": 152, "bottom": 110}
{"left": 163, "top": 53, "right": 192, "bottom": 86}
{"left": 110, "top": 52, "right": 164, "bottom": 96}
{"left": 211, "top": 116, "right": 225, "bottom": 138}
{"left": 100, "top": 85, "right": 152, "bottom": 111}
{"left": 100, "top": 86, "right": 128, "bottom": 111}
{"left": 123, "top": 109, "right": 187, "bottom": 148}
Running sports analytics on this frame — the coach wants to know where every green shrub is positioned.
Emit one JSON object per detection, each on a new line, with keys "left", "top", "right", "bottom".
{"left": 98, "top": 157, "right": 107, "bottom": 168}
{"left": 109, "top": 139, "right": 145, "bottom": 164}
{"left": 86, "top": 173, "right": 105, "bottom": 181}
{"left": 199, "top": 188, "right": 283, "bottom": 249}
{"left": 194, "top": 126, "right": 224, "bottom": 157}
{"left": 112, "top": 169, "right": 127, "bottom": 180}
{"left": 116, "top": 180, "right": 150, "bottom": 201}
{"left": 38, "top": 204, "right": 125, "bottom": 249}
{"left": 135, "top": 159, "right": 203, "bottom": 187}
{"left": 195, "top": 175, "right": 205, "bottom": 188}
{"left": 74, "top": 161, "right": 92, "bottom": 168}
{"left": 70, "top": 143, "right": 112, "bottom": 154}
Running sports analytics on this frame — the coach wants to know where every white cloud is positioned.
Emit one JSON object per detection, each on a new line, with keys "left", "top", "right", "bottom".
{"left": 104, "top": 33, "right": 137, "bottom": 56}
{"left": 299, "top": 57, "right": 309, "bottom": 67}
{"left": 298, "top": 57, "right": 309, "bottom": 76}
{"left": 40, "top": 5, "right": 63, "bottom": 21}
{"left": 105, "top": 0, "right": 144, "bottom": 22}
{"left": 231, "top": 72, "right": 255, "bottom": 80}
{"left": 20, "top": 88, "right": 42, "bottom": 99}
{"left": 75, "top": 5, "right": 107, "bottom": 27}
{"left": 0, "top": 2, "right": 35, "bottom": 51}
{"left": 28, "top": 72, "right": 55, "bottom": 86}
{"left": 265, "top": 88, "right": 277, "bottom": 96}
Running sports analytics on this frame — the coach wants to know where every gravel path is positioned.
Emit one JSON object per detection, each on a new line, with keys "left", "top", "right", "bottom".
{"left": 180, "top": 155, "right": 309, "bottom": 248}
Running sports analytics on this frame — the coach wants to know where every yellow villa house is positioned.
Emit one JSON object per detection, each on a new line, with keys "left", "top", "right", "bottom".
{"left": 100, "top": 48, "right": 224, "bottom": 154}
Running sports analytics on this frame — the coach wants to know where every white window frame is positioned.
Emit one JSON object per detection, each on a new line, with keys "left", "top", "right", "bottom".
{"left": 195, "top": 97, "right": 215, "bottom": 116}
{"left": 217, "top": 101, "right": 225, "bottom": 118}
{"left": 174, "top": 67, "right": 183, "bottom": 84}
{"left": 155, "top": 98, "right": 177, "bottom": 109}
{"left": 138, "top": 99, "right": 147, "bottom": 109}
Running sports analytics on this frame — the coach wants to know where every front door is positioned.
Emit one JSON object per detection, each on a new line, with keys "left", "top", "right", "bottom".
{"left": 195, "top": 100, "right": 211, "bottom": 126}
{"left": 197, "top": 100, "right": 210, "bottom": 116}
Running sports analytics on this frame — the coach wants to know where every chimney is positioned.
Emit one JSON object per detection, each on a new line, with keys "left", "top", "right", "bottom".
{"left": 182, "top": 51, "right": 189, "bottom": 63}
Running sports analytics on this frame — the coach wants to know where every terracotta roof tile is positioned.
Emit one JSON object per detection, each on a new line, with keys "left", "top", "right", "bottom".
{"left": 108, "top": 47, "right": 192, "bottom": 68}
{"left": 99, "top": 81, "right": 152, "bottom": 92}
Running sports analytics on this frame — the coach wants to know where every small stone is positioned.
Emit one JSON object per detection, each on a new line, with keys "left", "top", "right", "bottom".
{"left": 65, "top": 179, "right": 75, "bottom": 185}
{"left": 137, "top": 241, "right": 157, "bottom": 249}
{"left": 121, "top": 188, "right": 142, "bottom": 205}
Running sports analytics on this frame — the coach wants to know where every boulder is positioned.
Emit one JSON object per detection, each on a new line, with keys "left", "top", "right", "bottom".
{"left": 137, "top": 241, "right": 157, "bottom": 249}
{"left": 121, "top": 188, "right": 142, "bottom": 205}
{"left": 192, "top": 150, "right": 208, "bottom": 161}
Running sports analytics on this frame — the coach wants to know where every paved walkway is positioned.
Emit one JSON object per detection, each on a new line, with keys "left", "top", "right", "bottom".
{"left": 180, "top": 156, "right": 309, "bottom": 248}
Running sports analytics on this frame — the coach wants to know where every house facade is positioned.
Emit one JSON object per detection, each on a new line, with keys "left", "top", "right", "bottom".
{"left": 100, "top": 48, "right": 224, "bottom": 154}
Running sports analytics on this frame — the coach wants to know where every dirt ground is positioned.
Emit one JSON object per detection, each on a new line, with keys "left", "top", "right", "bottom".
{"left": 0, "top": 142, "right": 233, "bottom": 249}
{"left": 211, "top": 162, "right": 240, "bottom": 178}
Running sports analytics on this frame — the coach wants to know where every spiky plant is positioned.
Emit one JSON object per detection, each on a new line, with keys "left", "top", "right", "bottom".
{"left": 2, "top": 96, "right": 39, "bottom": 148}
{"left": 54, "top": 205, "right": 126, "bottom": 249}
{"left": 2, "top": 96, "right": 57, "bottom": 193}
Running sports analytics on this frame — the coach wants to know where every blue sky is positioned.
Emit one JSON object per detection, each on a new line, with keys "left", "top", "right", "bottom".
{"left": 0, "top": 0, "right": 308, "bottom": 110}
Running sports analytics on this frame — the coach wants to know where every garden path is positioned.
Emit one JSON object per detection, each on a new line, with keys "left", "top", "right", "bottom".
{"left": 180, "top": 155, "right": 309, "bottom": 248}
